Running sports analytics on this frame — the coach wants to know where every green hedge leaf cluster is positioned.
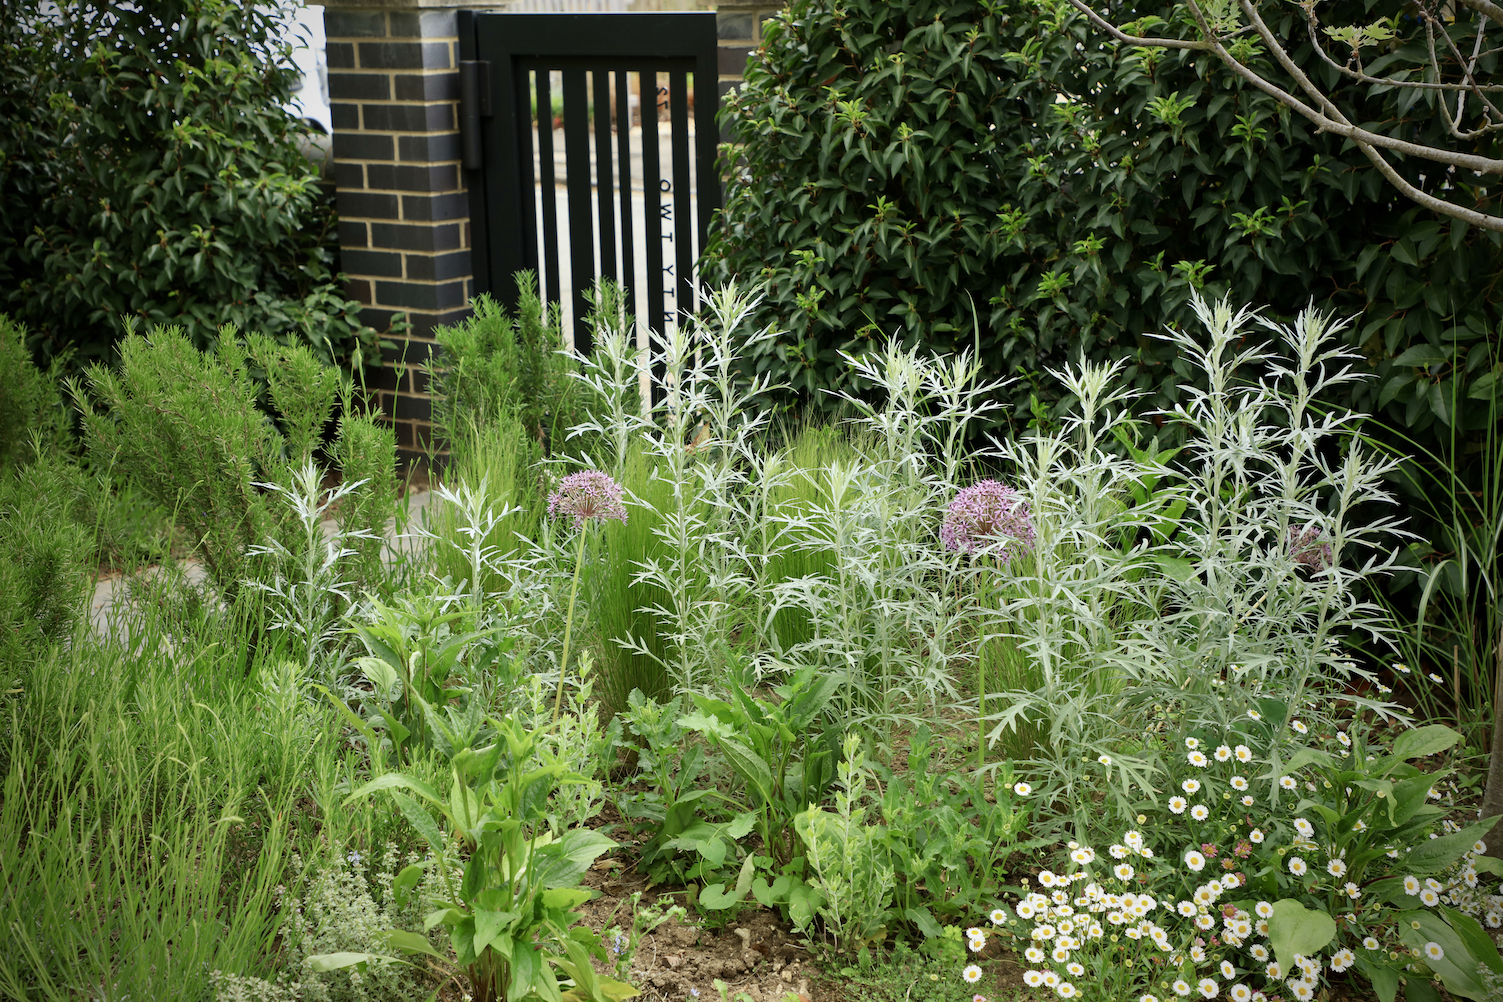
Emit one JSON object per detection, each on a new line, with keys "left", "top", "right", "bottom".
{"left": 705, "top": 0, "right": 1501, "bottom": 443}
{"left": 0, "top": 0, "right": 379, "bottom": 371}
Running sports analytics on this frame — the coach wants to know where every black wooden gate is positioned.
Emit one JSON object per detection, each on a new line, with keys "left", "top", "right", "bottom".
{"left": 457, "top": 12, "right": 721, "bottom": 357}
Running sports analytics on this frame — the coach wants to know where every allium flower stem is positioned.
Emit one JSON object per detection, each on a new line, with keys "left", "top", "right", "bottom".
{"left": 552, "top": 525, "right": 589, "bottom": 724}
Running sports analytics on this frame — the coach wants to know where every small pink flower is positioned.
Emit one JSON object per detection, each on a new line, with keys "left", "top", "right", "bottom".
{"left": 1288, "top": 525, "right": 1332, "bottom": 569}
{"left": 941, "top": 480, "right": 1035, "bottom": 560}
{"left": 548, "top": 470, "right": 628, "bottom": 528}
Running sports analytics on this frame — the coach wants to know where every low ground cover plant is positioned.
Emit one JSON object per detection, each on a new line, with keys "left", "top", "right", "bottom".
{"left": 2, "top": 279, "right": 1499, "bottom": 1002}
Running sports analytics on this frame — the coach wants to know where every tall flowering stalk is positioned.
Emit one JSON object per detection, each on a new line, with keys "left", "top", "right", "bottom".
{"left": 943, "top": 479, "right": 1035, "bottom": 767}
{"left": 547, "top": 470, "right": 628, "bottom": 722}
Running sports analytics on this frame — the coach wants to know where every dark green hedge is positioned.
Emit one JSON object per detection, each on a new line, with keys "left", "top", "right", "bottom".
{"left": 705, "top": 0, "right": 1501, "bottom": 439}
{"left": 0, "top": 0, "right": 377, "bottom": 370}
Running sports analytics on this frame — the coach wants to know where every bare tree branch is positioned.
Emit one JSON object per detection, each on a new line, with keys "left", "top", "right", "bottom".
{"left": 1455, "top": 0, "right": 1503, "bottom": 29}
{"left": 1062, "top": 0, "right": 1503, "bottom": 230}
{"left": 1302, "top": 8, "right": 1503, "bottom": 93}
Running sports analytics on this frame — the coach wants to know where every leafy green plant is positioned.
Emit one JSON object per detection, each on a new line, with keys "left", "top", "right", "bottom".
{"left": 0, "top": 313, "right": 70, "bottom": 469}
{"left": 337, "top": 590, "right": 514, "bottom": 767}
{"left": 0, "top": 1, "right": 377, "bottom": 369}
{"left": 989, "top": 715, "right": 1503, "bottom": 1001}
{"left": 429, "top": 273, "right": 583, "bottom": 458}
{"left": 869, "top": 725, "right": 1035, "bottom": 937}
{"left": 0, "top": 457, "right": 92, "bottom": 664}
{"left": 796, "top": 735, "right": 896, "bottom": 956}
{"left": 706, "top": 0, "right": 1502, "bottom": 452}
{"left": 679, "top": 662, "right": 844, "bottom": 868}
{"left": 600, "top": 893, "right": 690, "bottom": 984}
{"left": 73, "top": 322, "right": 398, "bottom": 603}
{"left": 321, "top": 715, "right": 638, "bottom": 1002}
{"left": 616, "top": 689, "right": 746, "bottom": 888}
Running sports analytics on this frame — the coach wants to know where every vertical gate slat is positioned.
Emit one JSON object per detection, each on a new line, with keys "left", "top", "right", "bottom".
{"left": 466, "top": 14, "right": 722, "bottom": 366}
{"left": 668, "top": 69, "right": 692, "bottom": 323}
{"left": 592, "top": 71, "right": 617, "bottom": 287}
{"left": 535, "top": 70, "right": 562, "bottom": 312}
{"left": 515, "top": 67, "right": 539, "bottom": 295}
{"left": 642, "top": 70, "right": 665, "bottom": 385}
{"left": 615, "top": 69, "right": 636, "bottom": 326}
{"left": 562, "top": 68, "right": 595, "bottom": 355}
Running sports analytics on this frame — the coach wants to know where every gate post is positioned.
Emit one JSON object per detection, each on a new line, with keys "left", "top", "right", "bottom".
{"left": 322, "top": 1, "right": 513, "bottom": 463}
{"left": 713, "top": 0, "right": 778, "bottom": 138}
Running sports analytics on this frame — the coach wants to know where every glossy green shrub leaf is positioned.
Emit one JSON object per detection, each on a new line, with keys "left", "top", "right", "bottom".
{"left": 706, "top": 0, "right": 1501, "bottom": 449}
{"left": 0, "top": 1, "right": 379, "bottom": 370}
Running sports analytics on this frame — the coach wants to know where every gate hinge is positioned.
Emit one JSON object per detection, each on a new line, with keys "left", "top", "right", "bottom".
{"left": 459, "top": 60, "right": 493, "bottom": 170}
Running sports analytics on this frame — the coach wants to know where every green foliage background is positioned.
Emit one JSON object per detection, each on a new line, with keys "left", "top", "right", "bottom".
{"left": 0, "top": 0, "right": 377, "bottom": 370}
{"left": 705, "top": 0, "right": 1502, "bottom": 439}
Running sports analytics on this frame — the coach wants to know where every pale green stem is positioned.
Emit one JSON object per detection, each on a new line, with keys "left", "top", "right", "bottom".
{"left": 552, "top": 525, "right": 590, "bottom": 725}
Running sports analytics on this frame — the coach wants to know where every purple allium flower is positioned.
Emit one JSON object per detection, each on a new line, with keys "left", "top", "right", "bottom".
{"left": 547, "top": 470, "right": 628, "bottom": 528}
{"left": 941, "top": 480, "right": 1035, "bottom": 560}
{"left": 1288, "top": 525, "right": 1333, "bottom": 569}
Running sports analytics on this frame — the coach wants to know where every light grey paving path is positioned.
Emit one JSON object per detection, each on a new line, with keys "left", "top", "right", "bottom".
{"left": 88, "top": 488, "right": 437, "bottom": 642}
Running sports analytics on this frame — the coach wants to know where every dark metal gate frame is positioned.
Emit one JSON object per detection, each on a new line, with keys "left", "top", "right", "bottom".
{"left": 457, "top": 11, "right": 721, "bottom": 357}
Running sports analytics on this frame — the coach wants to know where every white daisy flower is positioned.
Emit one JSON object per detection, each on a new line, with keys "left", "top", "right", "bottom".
{"left": 1362, "top": 937, "right": 1378, "bottom": 950}
{"left": 1188, "top": 751, "right": 1209, "bottom": 768}
{"left": 1291, "top": 720, "right": 1308, "bottom": 735}
{"left": 1198, "top": 977, "right": 1219, "bottom": 998}
{"left": 1249, "top": 828, "right": 1264, "bottom": 843}
{"left": 1013, "top": 782, "right": 1032, "bottom": 796}
{"left": 963, "top": 965, "right": 982, "bottom": 983}
{"left": 1234, "top": 745, "right": 1253, "bottom": 762}
{"left": 1327, "top": 859, "right": 1346, "bottom": 877}
{"left": 1214, "top": 745, "right": 1233, "bottom": 762}
{"left": 1186, "top": 737, "right": 1200, "bottom": 750}
{"left": 1183, "top": 778, "right": 1202, "bottom": 794}
{"left": 1279, "top": 776, "right": 1297, "bottom": 790}
{"left": 1288, "top": 857, "right": 1307, "bottom": 876}
{"left": 1057, "top": 983, "right": 1078, "bottom": 999}
{"left": 1173, "top": 980, "right": 1192, "bottom": 997}
{"left": 1191, "top": 804, "right": 1210, "bottom": 821}
{"left": 1185, "top": 851, "right": 1206, "bottom": 871}
{"left": 1169, "top": 796, "right": 1188, "bottom": 814}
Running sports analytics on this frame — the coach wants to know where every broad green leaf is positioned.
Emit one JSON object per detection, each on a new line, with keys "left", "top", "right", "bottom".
{"left": 1441, "top": 906, "right": 1503, "bottom": 974}
{"left": 1403, "top": 817, "right": 1499, "bottom": 875}
{"left": 1281, "top": 746, "right": 1334, "bottom": 773}
{"left": 1389, "top": 724, "right": 1461, "bottom": 763}
{"left": 506, "top": 940, "right": 541, "bottom": 1000}
{"left": 1396, "top": 909, "right": 1486, "bottom": 999}
{"left": 717, "top": 738, "right": 775, "bottom": 805}
{"left": 378, "top": 929, "right": 445, "bottom": 960}
{"left": 355, "top": 655, "right": 400, "bottom": 694}
{"left": 392, "top": 863, "right": 424, "bottom": 910}
{"left": 1353, "top": 956, "right": 1399, "bottom": 1002}
{"left": 1267, "top": 899, "right": 1336, "bottom": 974}
{"left": 532, "top": 828, "right": 618, "bottom": 889}
{"left": 346, "top": 772, "right": 443, "bottom": 809}
{"left": 541, "top": 887, "right": 592, "bottom": 911}
{"left": 307, "top": 951, "right": 399, "bottom": 972}
{"left": 392, "top": 791, "right": 449, "bottom": 856}
{"left": 473, "top": 908, "right": 516, "bottom": 957}
{"left": 726, "top": 811, "right": 758, "bottom": 839}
